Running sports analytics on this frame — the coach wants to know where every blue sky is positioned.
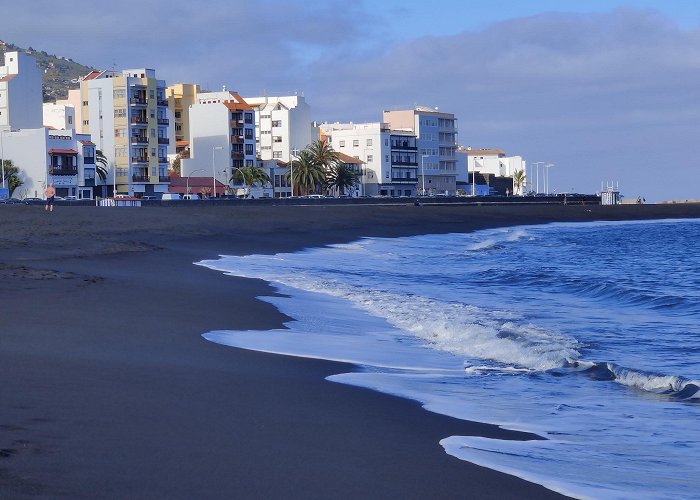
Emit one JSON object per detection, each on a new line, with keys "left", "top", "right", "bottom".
{"left": 1, "top": 0, "right": 699, "bottom": 201}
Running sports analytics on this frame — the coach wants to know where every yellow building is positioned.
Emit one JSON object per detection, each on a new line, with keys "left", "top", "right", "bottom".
{"left": 166, "top": 83, "right": 200, "bottom": 156}
{"left": 80, "top": 68, "right": 170, "bottom": 197}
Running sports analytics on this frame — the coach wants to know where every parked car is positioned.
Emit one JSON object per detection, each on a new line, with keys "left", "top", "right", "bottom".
{"left": 141, "top": 195, "right": 161, "bottom": 201}
{"left": 65, "top": 195, "right": 78, "bottom": 201}
{"left": 182, "top": 194, "right": 200, "bottom": 200}
{"left": 161, "top": 193, "right": 181, "bottom": 200}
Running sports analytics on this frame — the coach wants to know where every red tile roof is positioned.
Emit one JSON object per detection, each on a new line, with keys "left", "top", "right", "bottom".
{"left": 48, "top": 149, "right": 79, "bottom": 155}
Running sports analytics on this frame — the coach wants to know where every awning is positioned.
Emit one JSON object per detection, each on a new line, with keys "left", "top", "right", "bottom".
{"left": 48, "top": 149, "right": 79, "bottom": 155}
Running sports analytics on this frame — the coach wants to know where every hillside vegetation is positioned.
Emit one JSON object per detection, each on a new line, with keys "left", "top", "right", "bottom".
{"left": 0, "top": 40, "right": 95, "bottom": 102}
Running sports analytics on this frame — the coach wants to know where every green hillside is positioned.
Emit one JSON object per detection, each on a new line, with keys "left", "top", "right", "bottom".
{"left": 0, "top": 40, "right": 95, "bottom": 102}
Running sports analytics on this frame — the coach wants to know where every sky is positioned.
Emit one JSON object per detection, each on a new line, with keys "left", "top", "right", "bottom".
{"left": 2, "top": 0, "right": 699, "bottom": 201}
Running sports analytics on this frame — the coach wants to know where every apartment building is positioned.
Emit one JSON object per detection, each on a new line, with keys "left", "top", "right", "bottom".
{"left": 0, "top": 50, "right": 43, "bottom": 131}
{"left": 43, "top": 102, "right": 76, "bottom": 130}
{"left": 321, "top": 122, "right": 418, "bottom": 197}
{"left": 244, "top": 95, "right": 315, "bottom": 162}
{"left": 1, "top": 127, "right": 97, "bottom": 199}
{"left": 181, "top": 90, "right": 256, "bottom": 195}
{"left": 165, "top": 83, "right": 200, "bottom": 156}
{"left": 383, "top": 107, "right": 458, "bottom": 195}
{"left": 79, "top": 68, "right": 170, "bottom": 197}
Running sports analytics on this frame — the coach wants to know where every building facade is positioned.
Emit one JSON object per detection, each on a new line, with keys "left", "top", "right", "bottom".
{"left": 165, "top": 82, "right": 200, "bottom": 156}
{"left": 80, "top": 68, "right": 170, "bottom": 197}
{"left": 321, "top": 122, "right": 418, "bottom": 197}
{"left": 43, "top": 102, "right": 76, "bottom": 130}
{"left": 383, "top": 107, "right": 458, "bottom": 195}
{"left": 0, "top": 51, "right": 43, "bottom": 131}
{"left": 244, "top": 95, "right": 315, "bottom": 163}
{"left": 181, "top": 91, "right": 256, "bottom": 195}
{"left": 1, "top": 127, "right": 97, "bottom": 199}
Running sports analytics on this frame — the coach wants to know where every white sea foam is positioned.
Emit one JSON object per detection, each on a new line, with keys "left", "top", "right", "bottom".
{"left": 198, "top": 220, "right": 700, "bottom": 499}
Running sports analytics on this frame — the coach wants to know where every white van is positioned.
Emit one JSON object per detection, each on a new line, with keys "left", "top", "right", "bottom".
{"left": 182, "top": 194, "right": 200, "bottom": 200}
{"left": 161, "top": 193, "right": 182, "bottom": 200}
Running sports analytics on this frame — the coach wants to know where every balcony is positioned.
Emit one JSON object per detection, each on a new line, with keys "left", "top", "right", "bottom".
{"left": 49, "top": 168, "right": 78, "bottom": 176}
{"left": 157, "top": 138, "right": 169, "bottom": 145}
{"left": 159, "top": 176, "right": 170, "bottom": 183}
{"left": 391, "top": 160, "right": 418, "bottom": 166}
{"left": 231, "top": 152, "right": 244, "bottom": 159}
{"left": 157, "top": 99, "right": 168, "bottom": 107}
{"left": 131, "top": 156, "right": 149, "bottom": 164}
{"left": 84, "top": 179, "right": 95, "bottom": 187}
{"left": 131, "top": 116, "right": 148, "bottom": 125}
{"left": 132, "top": 175, "right": 150, "bottom": 182}
{"left": 131, "top": 137, "right": 149, "bottom": 145}
{"left": 391, "top": 142, "right": 417, "bottom": 150}
{"left": 83, "top": 156, "right": 95, "bottom": 164}
{"left": 130, "top": 97, "right": 147, "bottom": 106}
{"left": 230, "top": 135, "right": 243, "bottom": 144}
{"left": 158, "top": 157, "right": 168, "bottom": 164}
{"left": 157, "top": 118, "right": 169, "bottom": 126}
{"left": 392, "top": 177, "right": 418, "bottom": 184}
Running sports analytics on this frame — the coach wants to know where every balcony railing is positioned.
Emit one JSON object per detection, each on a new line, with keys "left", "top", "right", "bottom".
{"left": 131, "top": 156, "right": 149, "bottom": 164}
{"left": 157, "top": 99, "right": 168, "bottom": 107}
{"left": 230, "top": 135, "right": 243, "bottom": 144}
{"left": 131, "top": 116, "right": 148, "bottom": 124}
{"left": 157, "top": 118, "right": 169, "bottom": 126}
{"left": 132, "top": 175, "right": 150, "bottom": 182}
{"left": 158, "top": 157, "right": 168, "bottom": 164}
{"left": 131, "top": 137, "right": 149, "bottom": 145}
{"left": 392, "top": 177, "right": 418, "bottom": 183}
{"left": 231, "top": 152, "right": 244, "bottom": 159}
{"left": 130, "top": 97, "right": 147, "bottom": 106}
{"left": 391, "top": 143, "right": 418, "bottom": 150}
{"left": 83, "top": 156, "right": 95, "bottom": 164}
{"left": 157, "top": 138, "right": 169, "bottom": 145}
{"left": 391, "top": 160, "right": 418, "bottom": 166}
{"left": 159, "top": 176, "right": 170, "bottom": 183}
{"left": 84, "top": 179, "right": 96, "bottom": 187}
{"left": 49, "top": 168, "right": 78, "bottom": 176}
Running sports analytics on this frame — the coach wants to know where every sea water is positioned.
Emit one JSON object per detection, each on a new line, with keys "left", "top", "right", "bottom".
{"left": 197, "top": 218, "right": 700, "bottom": 499}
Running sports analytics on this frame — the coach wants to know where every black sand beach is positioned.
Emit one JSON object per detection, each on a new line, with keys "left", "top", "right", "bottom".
{"left": 2, "top": 202, "right": 699, "bottom": 499}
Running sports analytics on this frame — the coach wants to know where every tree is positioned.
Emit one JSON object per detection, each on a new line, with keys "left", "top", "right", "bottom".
{"left": 512, "top": 169, "right": 526, "bottom": 196}
{"left": 95, "top": 149, "right": 109, "bottom": 197}
{"left": 230, "top": 165, "right": 270, "bottom": 187}
{"left": 171, "top": 154, "right": 182, "bottom": 177}
{"left": 1, "top": 159, "right": 23, "bottom": 197}
{"left": 287, "top": 150, "right": 325, "bottom": 196}
{"left": 306, "top": 139, "right": 340, "bottom": 172}
{"left": 326, "top": 162, "right": 359, "bottom": 197}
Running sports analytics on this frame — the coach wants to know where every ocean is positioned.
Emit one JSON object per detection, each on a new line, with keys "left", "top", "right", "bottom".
{"left": 197, "top": 218, "right": 700, "bottom": 499}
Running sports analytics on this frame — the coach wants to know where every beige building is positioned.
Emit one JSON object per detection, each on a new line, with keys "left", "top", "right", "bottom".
{"left": 166, "top": 83, "right": 200, "bottom": 156}
{"left": 80, "top": 68, "right": 170, "bottom": 197}
{"left": 383, "top": 107, "right": 458, "bottom": 195}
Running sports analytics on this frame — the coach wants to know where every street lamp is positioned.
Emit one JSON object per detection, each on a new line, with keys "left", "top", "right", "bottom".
{"left": 420, "top": 154, "right": 429, "bottom": 196}
{"left": 0, "top": 128, "right": 7, "bottom": 189}
{"left": 532, "top": 161, "right": 544, "bottom": 194}
{"left": 212, "top": 146, "right": 223, "bottom": 197}
{"left": 544, "top": 163, "right": 555, "bottom": 195}
{"left": 187, "top": 168, "right": 206, "bottom": 194}
{"left": 289, "top": 148, "right": 299, "bottom": 197}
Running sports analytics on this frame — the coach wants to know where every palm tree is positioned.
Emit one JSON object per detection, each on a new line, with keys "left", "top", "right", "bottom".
{"left": 231, "top": 165, "right": 271, "bottom": 187}
{"left": 307, "top": 139, "right": 340, "bottom": 172}
{"left": 326, "top": 163, "right": 359, "bottom": 197}
{"left": 96, "top": 149, "right": 109, "bottom": 196}
{"left": 287, "top": 150, "right": 325, "bottom": 196}
{"left": 512, "top": 169, "right": 526, "bottom": 196}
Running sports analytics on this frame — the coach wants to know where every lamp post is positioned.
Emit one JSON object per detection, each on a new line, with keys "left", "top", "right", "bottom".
{"left": 212, "top": 146, "right": 223, "bottom": 197}
{"left": 289, "top": 148, "right": 299, "bottom": 197}
{"left": 0, "top": 128, "right": 7, "bottom": 189}
{"left": 420, "top": 154, "right": 428, "bottom": 196}
{"left": 532, "top": 161, "right": 543, "bottom": 194}
{"left": 544, "top": 163, "right": 555, "bottom": 195}
{"left": 187, "top": 168, "right": 206, "bottom": 194}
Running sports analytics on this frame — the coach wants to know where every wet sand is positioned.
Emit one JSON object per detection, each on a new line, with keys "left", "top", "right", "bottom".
{"left": 2, "top": 202, "right": 699, "bottom": 499}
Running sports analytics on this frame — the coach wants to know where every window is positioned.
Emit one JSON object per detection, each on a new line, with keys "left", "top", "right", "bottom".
{"left": 149, "top": 90, "right": 155, "bottom": 99}
{"left": 150, "top": 128, "right": 156, "bottom": 137}
{"left": 385, "top": 155, "right": 389, "bottom": 162}
{"left": 114, "top": 128, "right": 127, "bottom": 137}
{"left": 245, "top": 144, "right": 254, "bottom": 155}
{"left": 83, "top": 120, "right": 89, "bottom": 126}
{"left": 151, "top": 148, "right": 156, "bottom": 157}
{"left": 273, "top": 136, "right": 282, "bottom": 143}
{"left": 271, "top": 120, "right": 282, "bottom": 127}
{"left": 68, "top": 116, "right": 73, "bottom": 125}
{"left": 366, "top": 139, "right": 372, "bottom": 146}
{"left": 82, "top": 101, "right": 88, "bottom": 106}
{"left": 339, "top": 140, "right": 345, "bottom": 147}
{"left": 272, "top": 151, "right": 282, "bottom": 158}
{"left": 367, "top": 155, "right": 373, "bottom": 162}
{"left": 114, "top": 108, "right": 126, "bottom": 118}
{"left": 113, "top": 89, "right": 126, "bottom": 99}
{"left": 353, "top": 140, "right": 359, "bottom": 147}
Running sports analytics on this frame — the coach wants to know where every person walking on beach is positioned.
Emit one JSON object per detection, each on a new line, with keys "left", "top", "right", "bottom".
{"left": 44, "top": 184, "right": 56, "bottom": 212}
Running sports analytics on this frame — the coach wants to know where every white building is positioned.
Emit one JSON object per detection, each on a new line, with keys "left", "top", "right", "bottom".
{"left": 383, "top": 107, "right": 458, "bottom": 195}
{"left": 181, "top": 90, "right": 256, "bottom": 195}
{"left": 43, "top": 102, "right": 76, "bottom": 130}
{"left": 0, "top": 51, "right": 43, "bottom": 131}
{"left": 244, "top": 95, "right": 316, "bottom": 162}
{"left": 1, "top": 127, "right": 98, "bottom": 199}
{"left": 79, "top": 68, "right": 170, "bottom": 197}
{"left": 321, "top": 122, "right": 418, "bottom": 197}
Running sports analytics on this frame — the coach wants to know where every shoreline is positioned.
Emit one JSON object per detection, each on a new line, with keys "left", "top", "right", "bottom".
{"left": 2, "top": 203, "right": 699, "bottom": 498}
